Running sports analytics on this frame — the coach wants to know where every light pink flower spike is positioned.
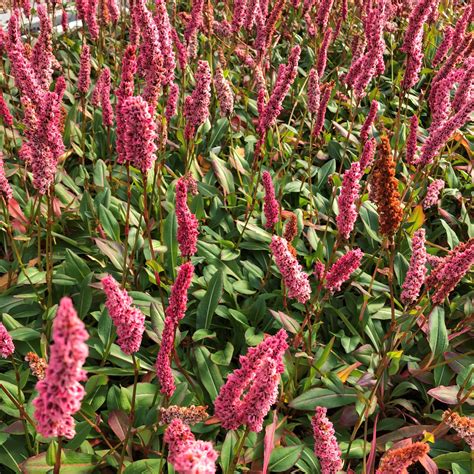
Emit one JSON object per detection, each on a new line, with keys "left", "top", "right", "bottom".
{"left": 270, "top": 236, "right": 311, "bottom": 303}
{"left": 102, "top": 275, "right": 145, "bottom": 354}
{"left": 312, "top": 406, "right": 343, "bottom": 474}
{"left": 33, "top": 297, "right": 89, "bottom": 439}
{"left": 165, "top": 419, "right": 218, "bottom": 474}
{"left": 401, "top": 229, "right": 427, "bottom": 305}
{"left": 214, "top": 329, "right": 288, "bottom": 432}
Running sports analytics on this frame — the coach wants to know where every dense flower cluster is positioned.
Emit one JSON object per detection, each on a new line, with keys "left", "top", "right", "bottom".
{"left": 405, "top": 115, "right": 419, "bottom": 165}
{"left": 425, "top": 238, "right": 474, "bottom": 305}
{"left": 160, "top": 405, "right": 209, "bottom": 425}
{"left": 325, "top": 248, "right": 363, "bottom": 293}
{"left": 423, "top": 179, "right": 445, "bottom": 209}
{"left": 78, "top": 45, "right": 91, "bottom": 94}
{"left": 262, "top": 171, "right": 279, "bottom": 229}
{"left": 214, "top": 329, "right": 288, "bottom": 432}
{"left": 184, "top": 60, "right": 211, "bottom": 140}
{"left": 359, "top": 100, "right": 378, "bottom": 143}
{"left": 156, "top": 262, "right": 194, "bottom": 396}
{"left": 0, "top": 153, "right": 13, "bottom": 202}
{"left": 175, "top": 177, "right": 199, "bottom": 257}
{"left": 0, "top": 93, "right": 13, "bottom": 126}
{"left": 443, "top": 411, "right": 474, "bottom": 449}
{"left": 122, "top": 96, "right": 158, "bottom": 173}
{"left": 376, "top": 442, "right": 429, "bottom": 474}
{"left": 102, "top": 275, "right": 145, "bottom": 354}
{"left": 0, "top": 323, "right": 14, "bottom": 358}
{"left": 33, "top": 297, "right": 89, "bottom": 439}
{"left": 401, "top": 229, "right": 427, "bottom": 305}
{"left": 165, "top": 419, "right": 218, "bottom": 473}
{"left": 213, "top": 65, "right": 234, "bottom": 117}
{"left": 258, "top": 46, "right": 301, "bottom": 134}
{"left": 370, "top": 136, "right": 403, "bottom": 236}
{"left": 25, "top": 352, "right": 47, "bottom": 380}
{"left": 336, "top": 162, "right": 362, "bottom": 240}
{"left": 312, "top": 407, "right": 342, "bottom": 474}
{"left": 270, "top": 236, "right": 311, "bottom": 303}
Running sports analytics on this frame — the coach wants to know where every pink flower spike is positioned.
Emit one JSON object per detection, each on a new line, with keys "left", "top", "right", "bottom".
{"left": 406, "top": 115, "right": 419, "bottom": 165}
{"left": 432, "top": 26, "right": 454, "bottom": 67}
{"left": 214, "top": 329, "right": 288, "bottom": 432}
{"left": 312, "top": 82, "right": 334, "bottom": 137}
{"left": 360, "top": 100, "right": 378, "bottom": 143}
{"left": 307, "top": 69, "right": 320, "bottom": 115}
{"left": 258, "top": 46, "right": 301, "bottom": 134}
{"left": 156, "top": 262, "right": 194, "bottom": 397}
{"left": 0, "top": 322, "right": 14, "bottom": 358}
{"left": 214, "top": 66, "right": 234, "bottom": 117}
{"left": 33, "top": 297, "right": 89, "bottom": 439}
{"left": 122, "top": 96, "right": 158, "bottom": 173}
{"left": 102, "top": 275, "right": 145, "bottom": 354}
{"left": 165, "top": 419, "right": 218, "bottom": 474}
{"left": 336, "top": 162, "right": 362, "bottom": 240}
{"left": 270, "top": 236, "right": 311, "bottom": 303}
{"left": 316, "top": 27, "right": 332, "bottom": 77}
{"left": 359, "top": 137, "right": 376, "bottom": 171}
{"left": 175, "top": 177, "right": 199, "bottom": 257}
{"left": 312, "top": 407, "right": 343, "bottom": 474}
{"left": 423, "top": 179, "right": 445, "bottom": 209}
{"left": 401, "top": 229, "right": 427, "bottom": 305}
{"left": 78, "top": 45, "right": 91, "bottom": 95}
{"left": 165, "top": 83, "right": 180, "bottom": 121}
{"left": 184, "top": 60, "right": 211, "bottom": 140}
{"left": 0, "top": 93, "right": 13, "bottom": 127}
{"left": 0, "top": 152, "right": 13, "bottom": 202}
{"left": 325, "top": 249, "right": 363, "bottom": 293}
{"left": 262, "top": 171, "right": 279, "bottom": 229}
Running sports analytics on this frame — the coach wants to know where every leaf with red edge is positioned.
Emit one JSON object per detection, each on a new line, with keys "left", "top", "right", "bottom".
{"left": 263, "top": 411, "right": 279, "bottom": 474}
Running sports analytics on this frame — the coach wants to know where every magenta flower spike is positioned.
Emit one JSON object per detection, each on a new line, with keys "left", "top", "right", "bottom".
{"left": 156, "top": 262, "right": 194, "bottom": 397}
{"left": 325, "top": 249, "right": 363, "bottom": 293}
{"left": 262, "top": 171, "right": 279, "bottom": 229}
{"left": 0, "top": 322, "right": 14, "bottom": 358}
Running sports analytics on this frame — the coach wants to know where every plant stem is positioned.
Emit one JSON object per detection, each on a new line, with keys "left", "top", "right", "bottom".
{"left": 118, "top": 354, "right": 139, "bottom": 472}
{"left": 227, "top": 426, "right": 250, "bottom": 474}
{"left": 53, "top": 436, "right": 63, "bottom": 474}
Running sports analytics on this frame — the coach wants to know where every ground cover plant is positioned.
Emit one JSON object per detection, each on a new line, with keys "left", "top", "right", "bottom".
{"left": 0, "top": 0, "right": 473, "bottom": 472}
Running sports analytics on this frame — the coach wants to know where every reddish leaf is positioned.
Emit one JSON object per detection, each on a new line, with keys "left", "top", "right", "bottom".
{"left": 262, "top": 411, "right": 278, "bottom": 474}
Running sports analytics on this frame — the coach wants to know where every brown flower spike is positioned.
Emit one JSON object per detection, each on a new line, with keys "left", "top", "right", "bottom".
{"left": 160, "top": 405, "right": 209, "bottom": 426}
{"left": 443, "top": 411, "right": 474, "bottom": 449}
{"left": 371, "top": 136, "right": 403, "bottom": 236}
{"left": 376, "top": 442, "right": 429, "bottom": 473}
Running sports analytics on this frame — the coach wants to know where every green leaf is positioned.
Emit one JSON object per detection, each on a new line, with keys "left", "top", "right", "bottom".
{"left": 99, "top": 204, "right": 120, "bottom": 242}
{"left": 65, "top": 249, "right": 91, "bottom": 282}
{"left": 290, "top": 388, "right": 357, "bottom": 410}
{"left": 211, "top": 342, "right": 234, "bottom": 365}
{"left": 269, "top": 446, "right": 304, "bottom": 472}
{"left": 197, "top": 269, "right": 224, "bottom": 329}
{"left": 429, "top": 307, "right": 448, "bottom": 359}
{"left": 194, "top": 346, "right": 223, "bottom": 401}
{"left": 163, "top": 212, "right": 178, "bottom": 277}
{"left": 20, "top": 451, "right": 97, "bottom": 473}
{"left": 440, "top": 220, "right": 459, "bottom": 249}
{"left": 434, "top": 452, "right": 471, "bottom": 471}
{"left": 123, "top": 459, "right": 162, "bottom": 473}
